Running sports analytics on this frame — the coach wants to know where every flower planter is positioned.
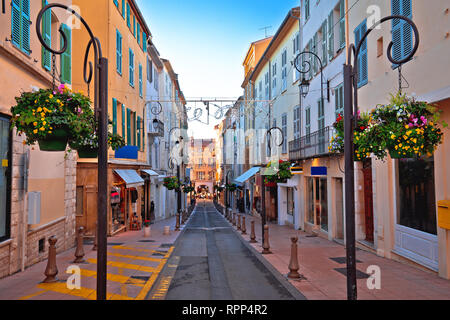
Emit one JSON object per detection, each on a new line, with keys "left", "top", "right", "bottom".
{"left": 265, "top": 181, "right": 277, "bottom": 187}
{"left": 38, "top": 128, "right": 69, "bottom": 152}
{"left": 77, "top": 147, "right": 98, "bottom": 159}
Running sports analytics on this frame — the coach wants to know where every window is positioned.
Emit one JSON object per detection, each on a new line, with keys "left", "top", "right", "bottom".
{"left": 305, "top": 0, "right": 310, "bottom": 20}
{"left": 139, "top": 63, "right": 143, "bottom": 97}
{"left": 126, "top": 108, "right": 131, "bottom": 145}
{"left": 354, "top": 20, "right": 368, "bottom": 87}
{"left": 339, "top": 0, "right": 346, "bottom": 48}
{"left": 287, "top": 188, "right": 294, "bottom": 216}
{"left": 293, "top": 32, "right": 300, "bottom": 82}
{"left": 41, "top": 0, "right": 51, "bottom": 71}
{"left": 154, "top": 68, "right": 158, "bottom": 90}
{"left": 60, "top": 24, "right": 71, "bottom": 84}
{"left": 335, "top": 84, "right": 344, "bottom": 118}
{"left": 129, "top": 49, "right": 135, "bottom": 87}
{"left": 142, "top": 32, "right": 147, "bottom": 52}
{"left": 318, "top": 99, "right": 325, "bottom": 131}
{"left": 282, "top": 113, "right": 287, "bottom": 154}
{"left": 12, "top": 0, "right": 31, "bottom": 55}
{"left": 0, "top": 116, "right": 11, "bottom": 242}
{"left": 281, "top": 49, "right": 287, "bottom": 91}
{"left": 312, "top": 33, "right": 319, "bottom": 74}
{"left": 392, "top": 0, "right": 413, "bottom": 67}
{"left": 116, "top": 30, "right": 122, "bottom": 75}
{"left": 133, "top": 15, "right": 136, "bottom": 37}
{"left": 264, "top": 72, "right": 270, "bottom": 100}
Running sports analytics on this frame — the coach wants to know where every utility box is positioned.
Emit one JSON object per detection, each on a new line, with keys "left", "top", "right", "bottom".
{"left": 28, "top": 192, "right": 41, "bottom": 225}
{"left": 438, "top": 200, "right": 450, "bottom": 230}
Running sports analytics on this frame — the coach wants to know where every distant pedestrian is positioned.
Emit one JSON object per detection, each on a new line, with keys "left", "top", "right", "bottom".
{"left": 150, "top": 201, "right": 155, "bottom": 224}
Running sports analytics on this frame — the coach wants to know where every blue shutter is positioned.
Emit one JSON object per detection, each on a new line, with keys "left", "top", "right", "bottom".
{"left": 21, "top": 0, "right": 30, "bottom": 54}
{"left": 11, "top": 0, "right": 21, "bottom": 48}
{"left": 139, "top": 64, "right": 143, "bottom": 97}
{"left": 392, "top": 0, "right": 413, "bottom": 67}
{"left": 129, "top": 49, "right": 134, "bottom": 87}
{"left": 143, "top": 32, "right": 147, "bottom": 52}
{"left": 122, "top": 0, "right": 125, "bottom": 18}
{"left": 112, "top": 98, "right": 118, "bottom": 135}
{"left": 113, "top": 0, "right": 118, "bottom": 7}
{"left": 137, "top": 116, "right": 141, "bottom": 150}
{"left": 126, "top": 2, "right": 131, "bottom": 27}
{"left": 355, "top": 20, "right": 368, "bottom": 87}
{"left": 116, "top": 30, "right": 122, "bottom": 74}
{"left": 42, "top": 0, "right": 51, "bottom": 71}
{"left": 137, "top": 23, "right": 141, "bottom": 45}
{"left": 122, "top": 106, "right": 126, "bottom": 140}
{"left": 60, "top": 24, "right": 72, "bottom": 84}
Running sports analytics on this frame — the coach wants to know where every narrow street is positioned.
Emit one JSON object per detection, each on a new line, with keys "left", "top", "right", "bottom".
{"left": 151, "top": 200, "right": 305, "bottom": 300}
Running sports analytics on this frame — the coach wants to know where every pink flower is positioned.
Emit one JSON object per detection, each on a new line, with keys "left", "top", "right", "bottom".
{"left": 421, "top": 116, "right": 427, "bottom": 126}
{"left": 408, "top": 123, "right": 414, "bottom": 128}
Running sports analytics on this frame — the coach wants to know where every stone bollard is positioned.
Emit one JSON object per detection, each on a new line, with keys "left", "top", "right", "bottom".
{"left": 163, "top": 226, "right": 171, "bottom": 235}
{"left": 181, "top": 210, "right": 186, "bottom": 225}
{"left": 232, "top": 213, "right": 236, "bottom": 226}
{"left": 237, "top": 214, "right": 241, "bottom": 230}
{"left": 288, "top": 237, "right": 301, "bottom": 279}
{"left": 43, "top": 236, "right": 58, "bottom": 283}
{"left": 241, "top": 216, "right": 247, "bottom": 235}
{"left": 249, "top": 221, "right": 257, "bottom": 243}
{"left": 262, "top": 225, "right": 272, "bottom": 254}
{"left": 175, "top": 213, "right": 181, "bottom": 231}
{"left": 73, "top": 227, "right": 85, "bottom": 263}
{"left": 93, "top": 222, "right": 98, "bottom": 251}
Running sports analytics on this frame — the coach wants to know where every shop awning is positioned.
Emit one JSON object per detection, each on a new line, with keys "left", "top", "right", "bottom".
{"left": 141, "top": 169, "right": 159, "bottom": 177}
{"left": 114, "top": 170, "right": 145, "bottom": 188}
{"left": 234, "top": 167, "right": 260, "bottom": 186}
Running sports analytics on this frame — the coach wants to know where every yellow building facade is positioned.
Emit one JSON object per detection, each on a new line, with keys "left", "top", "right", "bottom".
{"left": 72, "top": 0, "right": 152, "bottom": 236}
{"left": 0, "top": 0, "right": 76, "bottom": 278}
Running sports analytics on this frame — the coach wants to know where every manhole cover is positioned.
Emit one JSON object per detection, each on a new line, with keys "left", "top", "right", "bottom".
{"left": 334, "top": 268, "right": 370, "bottom": 279}
{"left": 330, "top": 257, "right": 362, "bottom": 264}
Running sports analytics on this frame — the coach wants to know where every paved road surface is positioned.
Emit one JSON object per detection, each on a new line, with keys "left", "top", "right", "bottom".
{"left": 159, "top": 200, "right": 305, "bottom": 300}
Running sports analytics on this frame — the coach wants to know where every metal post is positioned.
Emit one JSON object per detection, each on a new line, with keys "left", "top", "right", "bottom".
{"left": 260, "top": 175, "right": 266, "bottom": 245}
{"left": 343, "top": 64, "right": 357, "bottom": 300}
{"left": 177, "top": 165, "right": 181, "bottom": 217}
{"left": 97, "top": 57, "right": 108, "bottom": 301}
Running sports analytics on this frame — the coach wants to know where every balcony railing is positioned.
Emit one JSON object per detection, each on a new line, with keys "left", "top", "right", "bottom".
{"left": 289, "top": 126, "right": 332, "bottom": 161}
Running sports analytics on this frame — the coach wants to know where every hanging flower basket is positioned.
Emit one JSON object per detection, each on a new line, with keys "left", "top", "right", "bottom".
{"left": 11, "top": 84, "right": 92, "bottom": 152}
{"left": 163, "top": 176, "right": 180, "bottom": 191}
{"left": 182, "top": 185, "right": 195, "bottom": 193}
{"left": 38, "top": 127, "right": 69, "bottom": 151}
{"left": 225, "top": 183, "right": 238, "bottom": 192}
{"left": 263, "top": 160, "right": 293, "bottom": 185}
{"left": 368, "top": 93, "right": 445, "bottom": 160}
{"left": 77, "top": 146, "right": 98, "bottom": 159}
{"left": 265, "top": 181, "right": 277, "bottom": 187}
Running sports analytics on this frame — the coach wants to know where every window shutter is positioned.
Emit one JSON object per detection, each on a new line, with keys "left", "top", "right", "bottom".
{"left": 126, "top": 3, "right": 131, "bottom": 27}
{"left": 127, "top": 108, "right": 131, "bottom": 145}
{"left": 122, "top": 0, "right": 125, "bottom": 18}
{"left": 21, "top": 0, "right": 30, "bottom": 54}
{"left": 116, "top": 30, "right": 122, "bottom": 74}
{"left": 129, "top": 49, "right": 134, "bottom": 86}
{"left": 321, "top": 21, "right": 327, "bottom": 67}
{"left": 41, "top": 0, "right": 51, "bottom": 71}
{"left": 328, "top": 11, "right": 334, "bottom": 61}
{"left": 60, "top": 24, "right": 71, "bottom": 84}
{"left": 112, "top": 98, "right": 117, "bottom": 135}
{"left": 339, "top": 0, "right": 346, "bottom": 48}
{"left": 122, "top": 106, "right": 126, "bottom": 139}
{"left": 137, "top": 23, "right": 141, "bottom": 45}
{"left": 392, "top": 0, "right": 413, "bottom": 66}
{"left": 137, "top": 116, "right": 141, "bottom": 150}
{"left": 143, "top": 32, "right": 147, "bottom": 52}
{"left": 133, "top": 16, "right": 136, "bottom": 37}
{"left": 113, "top": 0, "right": 118, "bottom": 7}
{"left": 11, "top": 0, "right": 21, "bottom": 48}
{"left": 355, "top": 21, "right": 368, "bottom": 87}
{"left": 139, "top": 64, "right": 143, "bottom": 97}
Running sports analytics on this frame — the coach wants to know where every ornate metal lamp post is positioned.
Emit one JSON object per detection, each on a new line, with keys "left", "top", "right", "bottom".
{"left": 226, "top": 170, "right": 234, "bottom": 214}
{"left": 36, "top": 3, "right": 109, "bottom": 300}
{"left": 169, "top": 135, "right": 184, "bottom": 221}
{"left": 343, "top": 16, "right": 419, "bottom": 300}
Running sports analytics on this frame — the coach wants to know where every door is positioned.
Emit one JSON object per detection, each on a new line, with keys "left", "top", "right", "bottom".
{"left": 362, "top": 159, "right": 374, "bottom": 242}
{"left": 0, "top": 116, "right": 11, "bottom": 242}
{"left": 335, "top": 178, "right": 344, "bottom": 240}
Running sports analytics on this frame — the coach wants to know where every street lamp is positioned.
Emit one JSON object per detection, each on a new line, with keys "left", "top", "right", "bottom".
{"left": 37, "top": 3, "right": 109, "bottom": 300}
{"left": 299, "top": 77, "right": 310, "bottom": 98}
{"left": 343, "top": 16, "right": 419, "bottom": 300}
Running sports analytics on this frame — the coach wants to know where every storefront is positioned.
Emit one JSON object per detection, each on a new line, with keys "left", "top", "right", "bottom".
{"left": 277, "top": 175, "right": 302, "bottom": 229}
{"left": 234, "top": 166, "right": 260, "bottom": 215}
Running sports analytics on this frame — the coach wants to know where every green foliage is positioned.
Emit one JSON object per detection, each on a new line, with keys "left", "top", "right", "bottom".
{"left": 163, "top": 176, "right": 180, "bottom": 191}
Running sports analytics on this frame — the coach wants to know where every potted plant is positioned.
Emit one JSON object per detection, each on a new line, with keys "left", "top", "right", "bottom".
{"left": 143, "top": 220, "right": 151, "bottom": 237}
{"left": 163, "top": 176, "right": 180, "bottom": 191}
{"left": 263, "top": 160, "right": 292, "bottom": 186}
{"left": 11, "top": 84, "right": 92, "bottom": 151}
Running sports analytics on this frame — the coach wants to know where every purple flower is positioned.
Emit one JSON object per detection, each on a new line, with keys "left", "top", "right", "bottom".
{"left": 421, "top": 116, "right": 427, "bottom": 126}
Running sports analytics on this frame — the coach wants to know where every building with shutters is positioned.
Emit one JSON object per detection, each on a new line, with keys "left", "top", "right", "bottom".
{"left": 347, "top": 0, "right": 450, "bottom": 279}
{"left": 0, "top": 0, "right": 77, "bottom": 278}
{"left": 72, "top": 0, "right": 153, "bottom": 236}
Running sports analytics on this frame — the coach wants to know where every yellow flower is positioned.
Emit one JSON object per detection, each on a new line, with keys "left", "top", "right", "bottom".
{"left": 405, "top": 125, "right": 409, "bottom": 129}
{"left": 48, "top": 131, "right": 52, "bottom": 134}
{"left": 33, "top": 129, "right": 38, "bottom": 134}
{"left": 56, "top": 99, "right": 60, "bottom": 103}
{"left": 33, "top": 122, "right": 38, "bottom": 126}
{"left": 37, "top": 107, "right": 42, "bottom": 112}
{"left": 39, "top": 127, "right": 45, "bottom": 131}
{"left": 43, "top": 121, "right": 47, "bottom": 125}
{"left": 41, "top": 113, "right": 45, "bottom": 118}
{"left": 391, "top": 134, "right": 396, "bottom": 140}
{"left": 49, "top": 94, "right": 53, "bottom": 99}
{"left": 406, "top": 131, "right": 412, "bottom": 136}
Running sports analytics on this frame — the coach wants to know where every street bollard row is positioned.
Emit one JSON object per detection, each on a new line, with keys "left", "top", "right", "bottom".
{"left": 73, "top": 227, "right": 85, "bottom": 263}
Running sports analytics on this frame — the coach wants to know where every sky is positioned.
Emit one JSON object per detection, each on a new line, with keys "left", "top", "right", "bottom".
{"left": 136, "top": 0, "right": 299, "bottom": 139}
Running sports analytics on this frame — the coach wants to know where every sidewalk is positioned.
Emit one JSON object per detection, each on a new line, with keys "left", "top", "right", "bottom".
{"left": 227, "top": 210, "right": 450, "bottom": 300}
{"left": 0, "top": 215, "right": 185, "bottom": 300}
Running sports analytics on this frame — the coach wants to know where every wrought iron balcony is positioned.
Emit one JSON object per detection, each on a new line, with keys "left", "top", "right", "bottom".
{"left": 289, "top": 126, "right": 332, "bottom": 161}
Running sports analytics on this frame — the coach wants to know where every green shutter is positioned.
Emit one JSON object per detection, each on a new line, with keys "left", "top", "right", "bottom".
{"left": 133, "top": 16, "right": 136, "bottom": 37}
{"left": 112, "top": 98, "right": 117, "bottom": 135}
{"left": 126, "top": 2, "right": 130, "bottom": 27}
{"left": 12, "top": 0, "right": 31, "bottom": 54}
{"left": 328, "top": 11, "right": 334, "bottom": 61}
{"left": 137, "top": 23, "right": 141, "bottom": 45}
{"left": 137, "top": 116, "right": 141, "bottom": 150}
{"left": 127, "top": 108, "right": 131, "bottom": 145}
{"left": 41, "top": 0, "right": 51, "bottom": 71}
{"left": 143, "top": 32, "right": 147, "bottom": 52}
{"left": 116, "top": 30, "right": 122, "bottom": 74}
{"left": 11, "top": 0, "right": 21, "bottom": 48}
{"left": 122, "top": 106, "right": 126, "bottom": 140}
{"left": 139, "top": 64, "right": 143, "bottom": 97}
{"left": 113, "top": 0, "right": 118, "bottom": 7}
{"left": 133, "top": 112, "right": 136, "bottom": 146}
{"left": 339, "top": 0, "right": 346, "bottom": 48}
{"left": 21, "top": 0, "right": 30, "bottom": 54}
{"left": 60, "top": 24, "right": 71, "bottom": 84}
